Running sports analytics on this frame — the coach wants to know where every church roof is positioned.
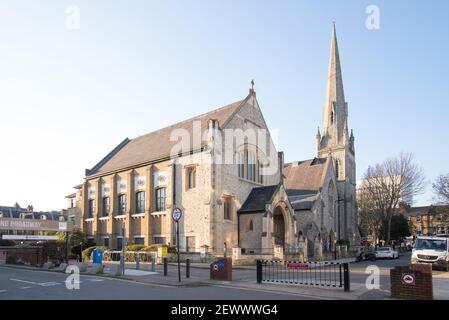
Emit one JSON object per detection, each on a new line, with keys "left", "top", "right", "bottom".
{"left": 283, "top": 158, "right": 327, "bottom": 192}
{"left": 87, "top": 97, "right": 248, "bottom": 177}
{"left": 238, "top": 185, "right": 279, "bottom": 214}
{"left": 288, "top": 193, "right": 319, "bottom": 211}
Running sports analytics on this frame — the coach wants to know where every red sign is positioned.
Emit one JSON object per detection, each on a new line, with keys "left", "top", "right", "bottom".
{"left": 287, "top": 263, "right": 309, "bottom": 270}
{"left": 172, "top": 207, "right": 183, "bottom": 222}
{"left": 401, "top": 273, "right": 416, "bottom": 286}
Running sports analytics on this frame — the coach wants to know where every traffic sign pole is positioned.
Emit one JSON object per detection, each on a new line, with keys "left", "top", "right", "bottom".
{"left": 172, "top": 208, "right": 183, "bottom": 283}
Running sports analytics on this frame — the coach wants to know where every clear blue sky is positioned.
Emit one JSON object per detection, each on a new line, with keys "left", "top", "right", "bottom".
{"left": 1, "top": 0, "right": 448, "bottom": 210}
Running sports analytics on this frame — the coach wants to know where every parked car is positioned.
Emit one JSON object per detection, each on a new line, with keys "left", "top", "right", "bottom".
{"left": 375, "top": 246, "right": 399, "bottom": 259}
{"left": 411, "top": 236, "right": 449, "bottom": 271}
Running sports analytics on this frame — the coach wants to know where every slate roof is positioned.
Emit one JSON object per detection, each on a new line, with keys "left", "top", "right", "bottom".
{"left": 0, "top": 206, "right": 65, "bottom": 221}
{"left": 288, "top": 193, "right": 319, "bottom": 211}
{"left": 402, "top": 205, "right": 449, "bottom": 217}
{"left": 87, "top": 99, "right": 246, "bottom": 177}
{"left": 283, "top": 158, "right": 327, "bottom": 192}
{"left": 238, "top": 185, "right": 279, "bottom": 214}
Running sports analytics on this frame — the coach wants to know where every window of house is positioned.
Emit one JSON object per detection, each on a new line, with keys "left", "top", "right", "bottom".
{"left": 331, "top": 111, "right": 334, "bottom": 124}
{"left": 248, "top": 220, "right": 254, "bottom": 232}
{"left": 117, "top": 238, "right": 123, "bottom": 250}
{"left": 416, "top": 226, "right": 422, "bottom": 234}
{"left": 88, "top": 200, "right": 95, "bottom": 218}
{"left": 156, "top": 188, "right": 166, "bottom": 212}
{"left": 102, "top": 197, "right": 110, "bottom": 217}
{"left": 186, "top": 236, "right": 196, "bottom": 252}
{"left": 416, "top": 215, "right": 422, "bottom": 222}
{"left": 118, "top": 194, "right": 127, "bottom": 215}
{"left": 258, "top": 160, "right": 264, "bottom": 184}
{"left": 135, "top": 191, "right": 146, "bottom": 213}
{"left": 154, "top": 237, "right": 165, "bottom": 245}
{"left": 134, "top": 237, "right": 145, "bottom": 245}
{"left": 223, "top": 197, "right": 232, "bottom": 221}
{"left": 246, "top": 150, "right": 257, "bottom": 181}
{"left": 237, "top": 145, "right": 266, "bottom": 184}
{"left": 335, "top": 160, "right": 340, "bottom": 179}
{"left": 103, "top": 238, "right": 109, "bottom": 247}
{"left": 237, "top": 151, "right": 245, "bottom": 179}
{"left": 186, "top": 167, "right": 196, "bottom": 189}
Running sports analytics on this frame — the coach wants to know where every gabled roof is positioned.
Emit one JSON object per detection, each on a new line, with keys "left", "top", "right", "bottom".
{"left": 87, "top": 98, "right": 247, "bottom": 177}
{"left": 238, "top": 185, "right": 279, "bottom": 214}
{"left": 283, "top": 158, "right": 328, "bottom": 192}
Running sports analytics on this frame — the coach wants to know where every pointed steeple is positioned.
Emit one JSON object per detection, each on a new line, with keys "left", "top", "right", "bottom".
{"left": 323, "top": 23, "right": 346, "bottom": 130}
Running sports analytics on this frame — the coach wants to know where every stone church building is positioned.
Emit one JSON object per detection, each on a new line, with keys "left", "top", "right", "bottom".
{"left": 70, "top": 25, "right": 359, "bottom": 260}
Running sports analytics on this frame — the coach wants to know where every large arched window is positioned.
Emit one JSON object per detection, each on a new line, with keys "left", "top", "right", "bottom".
{"left": 335, "top": 160, "right": 340, "bottom": 179}
{"left": 237, "top": 145, "right": 264, "bottom": 184}
{"left": 328, "top": 181, "right": 335, "bottom": 217}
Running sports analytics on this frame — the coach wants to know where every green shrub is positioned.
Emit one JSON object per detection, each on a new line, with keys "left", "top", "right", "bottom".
{"left": 0, "top": 239, "right": 15, "bottom": 247}
{"left": 126, "top": 244, "right": 146, "bottom": 251}
{"left": 337, "top": 239, "right": 351, "bottom": 248}
{"left": 167, "top": 246, "right": 177, "bottom": 254}
{"left": 141, "top": 244, "right": 160, "bottom": 252}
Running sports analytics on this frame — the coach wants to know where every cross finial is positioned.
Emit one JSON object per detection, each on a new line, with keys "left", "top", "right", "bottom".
{"left": 249, "top": 79, "right": 255, "bottom": 95}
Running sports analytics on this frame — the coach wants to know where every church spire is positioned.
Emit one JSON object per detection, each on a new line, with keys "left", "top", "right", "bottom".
{"left": 323, "top": 23, "right": 346, "bottom": 131}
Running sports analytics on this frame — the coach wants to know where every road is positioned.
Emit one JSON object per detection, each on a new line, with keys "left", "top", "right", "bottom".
{"left": 1, "top": 252, "right": 447, "bottom": 300}
{"left": 0, "top": 266, "right": 317, "bottom": 300}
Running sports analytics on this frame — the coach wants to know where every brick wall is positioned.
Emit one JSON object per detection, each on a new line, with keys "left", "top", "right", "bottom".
{"left": 390, "top": 264, "right": 433, "bottom": 300}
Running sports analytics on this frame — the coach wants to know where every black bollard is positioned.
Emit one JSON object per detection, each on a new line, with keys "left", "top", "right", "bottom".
{"left": 163, "top": 257, "right": 168, "bottom": 276}
{"left": 186, "top": 259, "right": 190, "bottom": 278}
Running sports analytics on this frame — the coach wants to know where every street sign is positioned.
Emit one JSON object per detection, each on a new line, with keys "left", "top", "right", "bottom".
{"left": 2, "top": 235, "right": 58, "bottom": 241}
{"left": 172, "top": 207, "right": 183, "bottom": 221}
{"left": 401, "top": 273, "right": 416, "bottom": 286}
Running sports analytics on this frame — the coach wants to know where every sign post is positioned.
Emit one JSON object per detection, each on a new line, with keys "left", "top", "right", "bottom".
{"left": 172, "top": 207, "right": 183, "bottom": 283}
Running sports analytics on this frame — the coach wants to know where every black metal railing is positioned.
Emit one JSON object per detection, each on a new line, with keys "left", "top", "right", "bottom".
{"left": 256, "top": 260, "right": 350, "bottom": 292}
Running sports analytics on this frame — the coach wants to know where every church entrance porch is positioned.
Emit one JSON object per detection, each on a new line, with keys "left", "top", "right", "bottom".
{"left": 273, "top": 206, "right": 286, "bottom": 249}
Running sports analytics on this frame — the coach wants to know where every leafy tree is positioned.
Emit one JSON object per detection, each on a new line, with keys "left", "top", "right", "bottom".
{"left": 390, "top": 214, "right": 411, "bottom": 241}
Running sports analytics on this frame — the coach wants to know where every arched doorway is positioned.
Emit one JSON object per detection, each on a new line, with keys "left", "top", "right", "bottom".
{"left": 273, "top": 207, "right": 286, "bottom": 248}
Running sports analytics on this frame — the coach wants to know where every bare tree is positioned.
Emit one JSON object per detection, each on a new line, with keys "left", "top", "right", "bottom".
{"left": 357, "top": 185, "right": 383, "bottom": 244}
{"left": 433, "top": 174, "right": 449, "bottom": 204}
{"left": 361, "top": 153, "right": 426, "bottom": 242}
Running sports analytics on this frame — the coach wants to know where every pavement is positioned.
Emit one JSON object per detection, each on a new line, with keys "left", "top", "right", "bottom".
{"left": 1, "top": 252, "right": 448, "bottom": 300}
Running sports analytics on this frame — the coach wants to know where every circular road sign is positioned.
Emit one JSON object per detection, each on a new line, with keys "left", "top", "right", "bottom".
{"left": 401, "top": 273, "right": 416, "bottom": 286}
{"left": 172, "top": 207, "right": 183, "bottom": 222}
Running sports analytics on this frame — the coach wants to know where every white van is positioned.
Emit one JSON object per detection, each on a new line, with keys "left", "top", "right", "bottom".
{"left": 411, "top": 236, "right": 449, "bottom": 271}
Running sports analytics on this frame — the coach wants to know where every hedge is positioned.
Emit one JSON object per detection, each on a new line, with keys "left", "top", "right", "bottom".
{"left": 0, "top": 239, "right": 16, "bottom": 247}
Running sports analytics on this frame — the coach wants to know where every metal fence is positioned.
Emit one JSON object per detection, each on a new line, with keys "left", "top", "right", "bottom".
{"left": 256, "top": 260, "right": 350, "bottom": 291}
{"left": 103, "top": 251, "right": 157, "bottom": 263}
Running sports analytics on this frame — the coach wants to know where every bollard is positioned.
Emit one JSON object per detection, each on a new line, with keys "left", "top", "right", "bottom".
{"left": 151, "top": 256, "right": 156, "bottom": 272}
{"left": 135, "top": 254, "right": 140, "bottom": 270}
{"left": 186, "top": 259, "right": 190, "bottom": 278}
{"left": 163, "top": 257, "right": 168, "bottom": 276}
{"left": 256, "top": 260, "right": 263, "bottom": 284}
{"left": 343, "top": 263, "right": 350, "bottom": 292}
